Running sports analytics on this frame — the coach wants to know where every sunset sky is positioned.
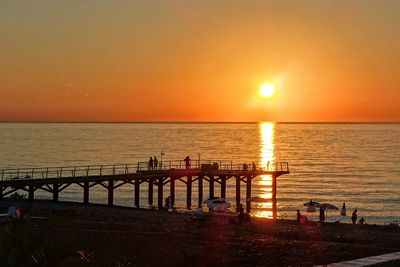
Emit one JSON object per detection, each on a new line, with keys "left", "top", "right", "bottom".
{"left": 1, "top": 1, "right": 399, "bottom": 122}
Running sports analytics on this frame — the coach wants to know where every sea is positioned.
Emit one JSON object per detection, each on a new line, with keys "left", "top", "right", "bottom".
{"left": 0, "top": 122, "right": 399, "bottom": 224}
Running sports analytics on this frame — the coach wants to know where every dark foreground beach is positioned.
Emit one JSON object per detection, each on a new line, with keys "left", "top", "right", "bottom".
{"left": 1, "top": 200, "right": 399, "bottom": 267}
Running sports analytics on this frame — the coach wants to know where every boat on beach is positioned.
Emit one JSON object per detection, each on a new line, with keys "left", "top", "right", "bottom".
{"left": 203, "top": 197, "right": 232, "bottom": 212}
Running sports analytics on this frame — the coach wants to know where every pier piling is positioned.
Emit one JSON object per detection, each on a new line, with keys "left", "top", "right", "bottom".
{"left": 246, "top": 176, "right": 251, "bottom": 213}
{"left": 235, "top": 176, "right": 241, "bottom": 209}
{"left": 170, "top": 177, "right": 175, "bottom": 208}
{"left": 198, "top": 175, "right": 203, "bottom": 208}
{"left": 83, "top": 182, "right": 89, "bottom": 204}
{"left": 108, "top": 180, "right": 114, "bottom": 206}
{"left": 53, "top": 183, "right": 59, "bottom": 202}
{"left": 272, "top": 175, "right": 277, "bottom": 219}
{"left": 135, "top": 179, "right": 140, "bottom": 207}
{"left": 148, "top": 179, "right": 153, "bottom": 206}
{"left": 157, "top": 177, "right": 163, "bottom": 210}
{"left": 221, "top": 175, "right": 226, "bottom": 199}
{"left": 187, "top": 176, "right": 192, "bottom": 210}
{"left": 209, "top": 175, "right": 214, "bottom": 198}
{"left": 29, "top": 185, "right": 35, "bottom": 202}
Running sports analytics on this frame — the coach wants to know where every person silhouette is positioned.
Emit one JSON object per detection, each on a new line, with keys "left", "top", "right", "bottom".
{"left": 243, "top": 163, "right": 248, "bottom": 172}
{"left": 297, "top": 209, "right": 302, "bottom": 224}
{"left": 184, "top": 156, "right": 191, "bottom": 169}
{"left": 154, "top": 156, "right": 158, "bottom": 170}
{"left": 149, "top": 157, "right": 154, "bottom": 170}
{"left": 319, "top": 206, "right": 326, "bottom": 223}
{"left": 351, "top": 209, "right": 358, "bottom": 224}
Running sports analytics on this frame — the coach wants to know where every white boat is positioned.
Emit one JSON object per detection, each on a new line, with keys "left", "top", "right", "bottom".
{"left": 203, "top": 197, "right": 231, "bottom": 212}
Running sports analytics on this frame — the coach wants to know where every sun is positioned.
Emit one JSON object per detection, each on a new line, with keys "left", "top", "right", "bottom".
{"left": 260, "top": 83, "right": 276, "bottom": 98}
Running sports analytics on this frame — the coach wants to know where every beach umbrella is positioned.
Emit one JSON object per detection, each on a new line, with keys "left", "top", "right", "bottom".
{"left": 340, "top": 202, "right": 346, "bottom": 216}
{"left": 303, "top": 200, "right": 320, "bottom": 208}
{"left": 307, "top": 204, "right": 316, "bottom": 213}
{"left": 320, "top": 203, "right": 338, "bottom": 211}
{"left": 305, "top": 200, "right": 317, "bottom": 220}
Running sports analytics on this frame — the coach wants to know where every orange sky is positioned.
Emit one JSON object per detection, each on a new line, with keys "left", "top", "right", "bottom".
{"left": 0, "top": 1, "right": 399, "bottom": 122}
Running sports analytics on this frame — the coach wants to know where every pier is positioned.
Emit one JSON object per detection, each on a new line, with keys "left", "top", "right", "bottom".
{"left": 0, "top": 160, "right": 289, "bottom": 218}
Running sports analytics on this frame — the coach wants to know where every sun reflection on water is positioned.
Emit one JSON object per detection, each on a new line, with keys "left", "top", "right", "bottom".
{"left": 254, "top": 122, "right": 275, "bottom": 218}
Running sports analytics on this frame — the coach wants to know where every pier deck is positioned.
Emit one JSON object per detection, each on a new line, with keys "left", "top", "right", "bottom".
{"left": 0, "top": 160, "right": 289, "bottom": 217}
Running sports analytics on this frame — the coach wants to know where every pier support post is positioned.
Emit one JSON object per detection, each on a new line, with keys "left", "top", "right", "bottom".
{"left": 246, "top": 176, "right": 251, "bottom": 213}
{"left": 158, "top": 177, "right": 163, "bottom": 210}
{"left": 148, "top": 179, "right": 154, "bottom": 206}
{"left": 29, "top": 185, "right": 35, "bottom": 202}
{"left": 108, "top": 180, "right": 114, "bottom": 206}
{"left": 209, "top": 175, "right": 214, "bottom": 199}
{"left": 135, "top": 179, "right": 140, "bottom": 208}
{"left": 53, "top": 183, "right": 59, "bottom": 202}
{"left": 187, "top": 176, "right": 192, "bottom": 210}
{"left": 83, "top": 182, "right": 89, "bottom": 204}
{"left": 198, "top": 175, "right": 203, "bottom": 208}
{"left": 220, "top": 175, "right": 226, "bottom": 199}
{"left": 236, "top": 176, "right": 240, "bottom": 209}
{"left": 170, "top": 177, "right": 175, "bottom": 208}
{"left": 272, "top": 175, "right": 277, "bottom": 219}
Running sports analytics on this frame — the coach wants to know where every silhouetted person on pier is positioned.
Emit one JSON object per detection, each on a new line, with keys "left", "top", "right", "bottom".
{"left": 184, "top": 156, "right": 191, "bottom": 169}
{"left": 154, "top": 156, "right": 158, "bottom": 170}
{"left": 243, "top": 163, "right": 248, "bottom": 172}
{"left": 319, "top": 206, "right": 326, "bottom": 223}
{"left": 252, "top": 162, "right": 256, "bottom": 172}
{"left": 148, "top": 157, "right": 154, "bottom": 170}
{"left": 359, "top": 217, "right": 365, "bottom": 225}
{"left": 212, "top": 162, "right": 219, "bottom": 170}
{"left": 351, "top": 209, "right": 358, "bottom": 224}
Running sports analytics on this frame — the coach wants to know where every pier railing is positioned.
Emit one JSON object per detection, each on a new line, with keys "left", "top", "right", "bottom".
{"left": 0, "top": 160, "right": 289, "bottom": 181}
{"left": 0, "top": 164, "right": 137, "bottom": 181}
{"left": 136, "top": 160, "right": 289, "bottom": 173}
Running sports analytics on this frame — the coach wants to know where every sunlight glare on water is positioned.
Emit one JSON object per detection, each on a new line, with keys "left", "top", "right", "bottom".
{"left": 253, "top": 122, "right": 275, "bottom": 218}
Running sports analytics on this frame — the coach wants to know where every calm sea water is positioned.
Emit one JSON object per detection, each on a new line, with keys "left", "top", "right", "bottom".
{"left": 0, "top": 123, "right": 399, "bottom": 224}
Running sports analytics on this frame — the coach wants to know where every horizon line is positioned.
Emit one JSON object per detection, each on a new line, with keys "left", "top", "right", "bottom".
{"left": 0, "top": 121, "right": 399, "bottom": 124}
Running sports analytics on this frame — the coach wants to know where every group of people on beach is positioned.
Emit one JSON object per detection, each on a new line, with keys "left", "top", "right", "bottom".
{"left": 296, "top": 206, "right": 366, "bottom": 225}
{"left": 351, "top": 209, "right": 365, "bottom": 224}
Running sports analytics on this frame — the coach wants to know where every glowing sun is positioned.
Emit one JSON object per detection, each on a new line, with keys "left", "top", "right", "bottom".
{"left": 260, "top": 83, "right": 276, "bottom": 98}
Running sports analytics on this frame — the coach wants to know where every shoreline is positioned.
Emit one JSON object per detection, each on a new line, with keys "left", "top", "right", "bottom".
{"left": 1, "top": 199, "right": 399, "bottom": 266}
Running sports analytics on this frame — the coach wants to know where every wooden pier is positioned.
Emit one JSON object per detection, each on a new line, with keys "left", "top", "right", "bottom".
{"left": 0, "top": 160, "right": 289, "bottom": 218}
